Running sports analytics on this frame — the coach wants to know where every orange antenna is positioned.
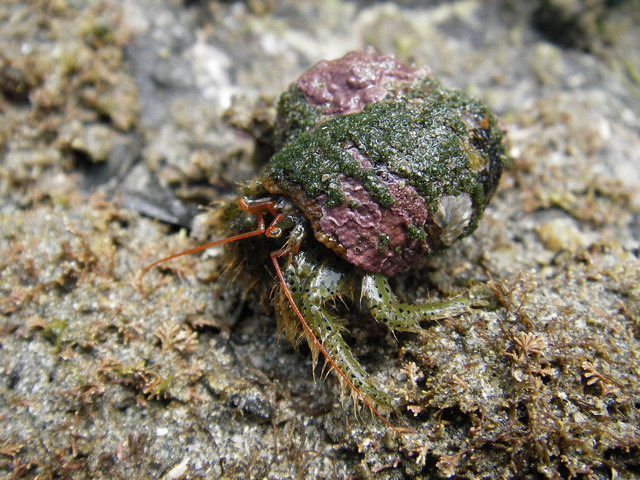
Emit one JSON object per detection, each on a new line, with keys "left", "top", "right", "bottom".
{"left": 139, "top": 197, "right": 279, "bottom": 281}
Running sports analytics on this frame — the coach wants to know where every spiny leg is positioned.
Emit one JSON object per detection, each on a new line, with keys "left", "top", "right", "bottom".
{"left": 271, "top": 243, "right": 402, "bottom": 426}
{"left": 361, "top": 274, "right": 493, "bottom": 332}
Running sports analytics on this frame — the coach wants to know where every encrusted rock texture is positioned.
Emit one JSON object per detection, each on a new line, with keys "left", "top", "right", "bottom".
{"left": 1, "top": 0, "right": 639, "bottom": 478}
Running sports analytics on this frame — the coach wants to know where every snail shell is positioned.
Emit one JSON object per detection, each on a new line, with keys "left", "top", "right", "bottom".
{"left": 263, "top": 48, "right": 507, "bottom": 276}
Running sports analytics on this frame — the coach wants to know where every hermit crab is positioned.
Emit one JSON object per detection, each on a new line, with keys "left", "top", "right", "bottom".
{"left": 142, "top": 48, "right": 507, "bottom": 429}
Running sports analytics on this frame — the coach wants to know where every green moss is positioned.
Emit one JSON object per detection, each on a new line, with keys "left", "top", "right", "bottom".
{"left": 376, "top": 234, "right": 391, "bottom": 253}
{"left": 273, "top": 86, "right": 325, "bottom": 149}
{"left": 407, "top": 224, "right": 427, "bottom": 241}
{"left": 41, "top": 319, "right": 69, "bottom": 351}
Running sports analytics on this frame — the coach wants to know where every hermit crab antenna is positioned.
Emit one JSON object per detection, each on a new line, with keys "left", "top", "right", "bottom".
{"left": 139, "top": 228, "right": 266, "bottom": 281}
{"left": 139, "top": 196, "right": 276, "bottom": 283}
{"left": 269, "top": 247, "right": 415, "bottom": 436}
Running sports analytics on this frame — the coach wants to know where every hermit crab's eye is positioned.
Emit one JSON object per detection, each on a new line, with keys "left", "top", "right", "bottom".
{"left": 267, "top": 227, "right": 282, "bottom": 238}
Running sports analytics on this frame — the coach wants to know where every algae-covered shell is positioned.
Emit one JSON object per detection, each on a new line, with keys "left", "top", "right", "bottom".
{"left": 264, "top": 49, "right": 507, "bottom": 276}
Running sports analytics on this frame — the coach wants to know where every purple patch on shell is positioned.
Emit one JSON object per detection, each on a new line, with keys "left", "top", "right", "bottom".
{"left": 296, "top": 46, "right": 428, "bottom": 116}
{"left": 316, "top": 148, "right": 430, "bottom": 276}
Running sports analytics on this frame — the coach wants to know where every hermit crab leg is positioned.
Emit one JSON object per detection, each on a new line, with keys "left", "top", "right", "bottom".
{"left": 361, "top": 274, "right": 490, "bottom": 332}
{"left": 269, "top": 246, "right": 413, "bottom": 435}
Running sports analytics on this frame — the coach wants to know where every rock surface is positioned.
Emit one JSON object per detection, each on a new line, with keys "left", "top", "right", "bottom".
{"left": 1, "top": 0, "right": 639, "bottom": 478}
